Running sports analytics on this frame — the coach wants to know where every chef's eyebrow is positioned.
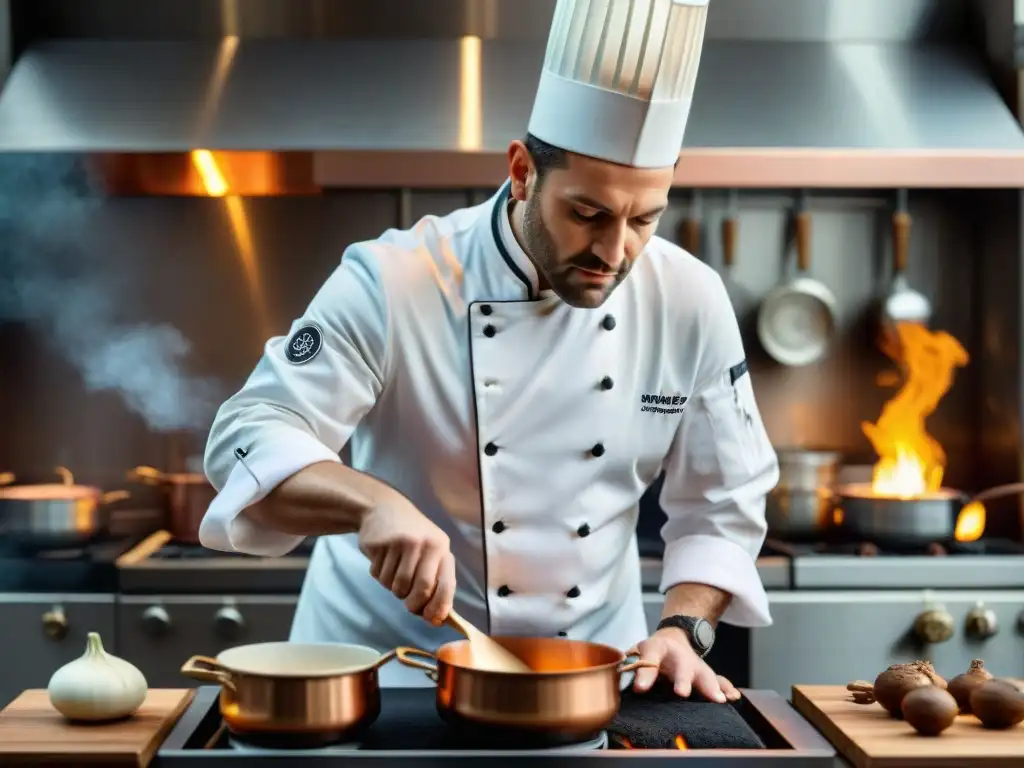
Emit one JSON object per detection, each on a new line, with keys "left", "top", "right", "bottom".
{"left": 568, "top": 194, "right": 666, "bottom": 219}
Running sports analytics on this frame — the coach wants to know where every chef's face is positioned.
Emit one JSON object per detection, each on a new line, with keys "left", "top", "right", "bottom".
{"left": 508, "top": 141, "right": 673, "bottom": 308}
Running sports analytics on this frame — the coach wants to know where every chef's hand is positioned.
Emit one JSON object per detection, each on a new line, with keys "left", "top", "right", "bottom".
{"left": 359, "top": 498, "right": 456, "bottom": 626}
{"left": 629, "top": 628, "right": 740, "bottom": 703}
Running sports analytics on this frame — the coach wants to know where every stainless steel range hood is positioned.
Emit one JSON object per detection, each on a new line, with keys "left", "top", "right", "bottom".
{"left": 0, "top": 0, "right": 1021, "bottom": 190}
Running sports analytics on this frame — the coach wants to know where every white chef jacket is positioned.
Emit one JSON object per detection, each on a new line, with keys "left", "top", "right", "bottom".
{"left": 200, "top": 181, "right": 779, "bottom": 687}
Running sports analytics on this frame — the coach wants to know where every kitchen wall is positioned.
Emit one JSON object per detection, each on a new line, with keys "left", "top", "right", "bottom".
{"left": 0, "top": 153, "right": 1020, "bottom": 536}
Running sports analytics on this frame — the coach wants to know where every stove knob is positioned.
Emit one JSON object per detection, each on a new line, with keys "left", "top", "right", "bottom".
{"left": 141, "top": 605, "right": 172, "bottom": 637}
{"left": 42, "top": 606, "right": 69, "bottom": 641}
{"left": 965, "top": 602, "right": 998, "bottom": 639}
{"left": 213, "top": 605, "right": 246, "bottom": 641}
{"left": 914, "top": 608, "right": 955, "bottom": 644}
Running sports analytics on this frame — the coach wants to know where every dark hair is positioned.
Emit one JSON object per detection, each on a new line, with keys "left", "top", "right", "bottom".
{"left": 524, "top": 133, "right": 569, "bottom": 180}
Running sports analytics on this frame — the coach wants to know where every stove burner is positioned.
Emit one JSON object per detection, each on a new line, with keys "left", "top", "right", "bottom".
{"left": 228, "top": 736, "right": 362, "bottom": 753}
{"left": 226, "top": 731, "right": 608, "bottom": 753}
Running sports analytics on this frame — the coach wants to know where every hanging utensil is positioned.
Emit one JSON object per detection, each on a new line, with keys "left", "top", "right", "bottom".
{"left": 445, "top": 609, "right": 532, "bottom": 673}
{"left": 756, "top": 191, "right": 838, "bottom": 366}
{"left": 680, "top": 190, "right": 702, "bottom": 257}
{"left": 879, "top": 188, "right": 931, "bottom": 355}
{"left": 720, "top": 189, "right": 745, "bottom": 305}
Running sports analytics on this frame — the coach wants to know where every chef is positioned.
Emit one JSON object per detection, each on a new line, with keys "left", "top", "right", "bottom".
{"left": 200, "top": 0, "right": 778, "bottom": 699}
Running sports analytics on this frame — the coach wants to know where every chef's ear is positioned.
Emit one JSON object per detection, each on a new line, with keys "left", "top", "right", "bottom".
{"left": 506, "top": 140, "right": 533, "bottom": 201}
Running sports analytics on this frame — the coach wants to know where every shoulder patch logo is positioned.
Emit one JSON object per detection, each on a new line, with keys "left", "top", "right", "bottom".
{"left": 729, "top": 358, "right": 749, "bottom": 385}
{"left": 285, "top": 324, "right": 323, "bottom": 365}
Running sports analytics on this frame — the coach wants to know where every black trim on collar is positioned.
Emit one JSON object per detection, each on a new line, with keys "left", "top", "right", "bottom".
{"left": 490, "top": 181, "right": 535, "bottom": 301}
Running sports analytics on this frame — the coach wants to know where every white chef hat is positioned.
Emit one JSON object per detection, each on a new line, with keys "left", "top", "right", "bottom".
{"left": 527, "top": 0, "right": 710, "bottom": 169}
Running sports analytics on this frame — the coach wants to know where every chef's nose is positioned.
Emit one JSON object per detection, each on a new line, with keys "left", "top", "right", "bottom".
{"left": 593, "top": 220, "right": 628, "bottom": 270}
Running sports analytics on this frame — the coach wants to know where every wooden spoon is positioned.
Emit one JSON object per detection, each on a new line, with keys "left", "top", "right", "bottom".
{"left": 445, "top": 609, "right": 532, "bottom": 673}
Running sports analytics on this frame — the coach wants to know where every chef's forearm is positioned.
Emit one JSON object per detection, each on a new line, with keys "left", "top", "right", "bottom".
{"left": 660, "top": 582, "right": 732, "bottom": 626}
{"left": 241, "top": 460, "right": 399, "bottom": 536}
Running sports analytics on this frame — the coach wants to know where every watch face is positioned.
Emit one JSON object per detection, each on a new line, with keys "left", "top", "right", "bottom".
{"left": 694, "top": 619, "right": 715, "bottom": 650}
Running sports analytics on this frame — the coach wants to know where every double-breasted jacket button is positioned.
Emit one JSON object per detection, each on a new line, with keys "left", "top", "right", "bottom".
{"left": 600, "top": 376, "right": 614, "bottom": 391}
{"left": 576, "top": 523, "right": 591, "bottom": 538}
{"left": 557, "top": 631, "right": 568, "bottom": 637}
{"left": 484, "top": 442, "right": 498, "bottom": 456}
{"left": 566, "top": 586, "right": 581, "bottom": 599}
{"left": 483, "top": 325, "right": 496, "bottom": 338}
{"left": 497, "top": 585, "right": 513, "bottom": 597}
{"left": 591, "top": 443, "right": 605, "bottom": 458}
{"left": 491, "top": 520, "right": 506, "bottom": 534}
{"left": 602, "top": 314, "right": 616, "bottom": 331}
{"left": 480, "top": 304, "right": 493, "bottom": 316}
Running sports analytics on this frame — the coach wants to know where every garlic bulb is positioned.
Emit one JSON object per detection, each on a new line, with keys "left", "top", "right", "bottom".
{"left": 47, "top": 632, "right": 148, "bottom": 721}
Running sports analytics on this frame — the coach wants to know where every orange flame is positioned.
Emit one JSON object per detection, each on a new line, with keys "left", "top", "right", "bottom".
{"left": 865, "top": 322, "right": 982, "bottom": 542}
{"left": 675, "top": 734, "right": 689, "bottom": 750}
{"left": 863, "top": 323, "right": 968, "bottom": 498}
{"left": 616, "top": 735, "right": 688, "bottom": 750}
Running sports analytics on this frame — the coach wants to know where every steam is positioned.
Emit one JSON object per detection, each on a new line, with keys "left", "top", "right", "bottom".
{"left": 0, "top": 155, "right": 224, "bottom": 432}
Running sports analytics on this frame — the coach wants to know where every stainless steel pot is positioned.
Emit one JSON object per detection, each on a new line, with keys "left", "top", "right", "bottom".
{"left": 395, "top": 636, "right": 656, "bottom": 745}
{"left": 0, "top": 468, "right": 130, "bottom": 549}
{"left": 128, "top": 465, "right": 216, "bottom": 544}
{"left": 180, "top": 642, "right": 397, "bottom": 748}
{"left": 766, "top": 449, "right": 841, "bottom": 538}
{"left": 832, "top": 483, "right": 960, "bottom": 544}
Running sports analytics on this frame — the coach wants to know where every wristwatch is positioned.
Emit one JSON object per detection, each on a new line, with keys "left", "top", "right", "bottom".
{"left": 657, "top": 615, "right": 716, "bottom": 658}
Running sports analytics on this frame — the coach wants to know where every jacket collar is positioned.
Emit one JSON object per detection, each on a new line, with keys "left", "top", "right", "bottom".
{"left": 488, "top": 180, "right": 550, "bottom": 301}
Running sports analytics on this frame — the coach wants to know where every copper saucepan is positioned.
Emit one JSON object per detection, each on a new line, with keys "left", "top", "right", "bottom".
{"left": 396, "top": 636, "right": 657, "bottom": 744}
{"left": 181, "top": 642, "right": 397, "bottom": 748}
{"left": 0, "top": 467, "right": 130, "bottom": 549}
{"left": 128, "top": 465, "right": 216, "bottom": 544}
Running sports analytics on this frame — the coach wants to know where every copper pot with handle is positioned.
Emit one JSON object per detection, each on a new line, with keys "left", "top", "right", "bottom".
{"left": 396, "top": 636, "right": 656, "bottom": 744}
{"left": 0, "top": 467, "right": 130, "bottom": 550}
{"left": 180, "top": 642, "right": 398, "bottom": 748}
{"left": 128, "top": 465, "right": 216, "bottom": 543}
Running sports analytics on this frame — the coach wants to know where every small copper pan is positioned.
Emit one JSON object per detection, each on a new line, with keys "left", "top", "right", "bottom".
{"left": 181, "top": 642, "right": 397, "bottom": 748}
{"left": 396, "top": 636, "right": 656, "bottom": 744}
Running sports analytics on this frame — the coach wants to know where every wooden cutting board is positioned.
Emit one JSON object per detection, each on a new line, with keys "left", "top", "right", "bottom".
{"left": 0, "top": 688, "right": 195, "bottom": 766}
{"left": 793, "top": 685, "right": 1024, "bottom": 767}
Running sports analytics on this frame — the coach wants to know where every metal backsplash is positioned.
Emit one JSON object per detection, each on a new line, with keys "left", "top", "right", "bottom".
{"left": 0, "top": 154, "right": 1019, "bottom": 536}
{"left": 10, "top": 0, "right": 978, "bottom": 44}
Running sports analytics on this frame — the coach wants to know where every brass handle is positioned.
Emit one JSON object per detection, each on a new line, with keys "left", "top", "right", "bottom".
{"left": 54, "top": 466, "right": 74, "bottom": 485}
{"left": 101, "top": 490, "right": 131, "bottom": 504}
{"left": 618, "top": 654, "right": 660, "bottom": 675}
{"left": 42, "top": 606, "right": 69, "bottom": 640}
{"left": 794, "top": 211, "right": 811, "bottom": 273}
{"left": 370, "top": 649, "right": 398, "bottom": 670}
{"left": 180, "top": 655, "right": 236, "bottom": 690}
{"left": 914, "top": 608, "right": 955, "bottom": 644}
{"left": 721, "top": 217, "right": 737, "bottom": 269}
{"left": 0, "top": 471, "right": 15, "bottom": 486}
{"left": 127, "top": 466, "right": 166, "bottom": 485}
{"left": 395, "top": 647, "right": 439, "bottom": 681}
{"left": 892, "top": 211, "right": 911, "bottom": 274}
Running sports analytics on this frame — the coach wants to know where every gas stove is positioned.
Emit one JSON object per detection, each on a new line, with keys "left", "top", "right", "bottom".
{"left": 155, "top": 686, "right": 837, "bottom": 767}
{"left": 761, "top": 537, "right": 1024, "bottom": 589}
{"left": 0, "top": 535, "right": 143, "bottom": 593}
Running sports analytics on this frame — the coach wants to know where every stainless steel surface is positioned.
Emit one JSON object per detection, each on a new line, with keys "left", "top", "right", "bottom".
{"left": 0, "top": 40, "right": 1020, "bottom": 161}
{"left": 8, "top": 0, "right": 976, "bottom": 43}
{"left": 0, "top": 593, "right": 116, "bottom": 708}
{"left": 766, "top": 449, "right": 841, "bottom": 536}
{"left": 750, "top": 591, "right": 1024, "bottom": 696}
{"left": 833, "top": 484, "right": 961, "bottom": 543}
{"left": 793, "top": 555, "right": 1024, "bottom": 589}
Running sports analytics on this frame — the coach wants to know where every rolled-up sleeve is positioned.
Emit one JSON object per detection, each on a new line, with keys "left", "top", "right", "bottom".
{"left": 657, "top": 277, "right": 779, "bottom": 627}
{"left": 200, "top": 245, "right": 390, "bottom": 557}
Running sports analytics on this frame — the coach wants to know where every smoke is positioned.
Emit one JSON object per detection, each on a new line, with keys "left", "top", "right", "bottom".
{"left": 0, "top": 155, "right": 224, "bottom": 433}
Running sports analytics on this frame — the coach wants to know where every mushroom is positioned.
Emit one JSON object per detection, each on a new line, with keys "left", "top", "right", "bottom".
{"left": 969, "top": 679, "right": 1024, "bottom": 730}
{"left": 873, "top": 661, "right": 947, "bottom": 719}
{"left": 946, "top": 659, "right": 993, "bottom": 715}
{"left": 900, "top": 686, "right": 959, "bottom": 736}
